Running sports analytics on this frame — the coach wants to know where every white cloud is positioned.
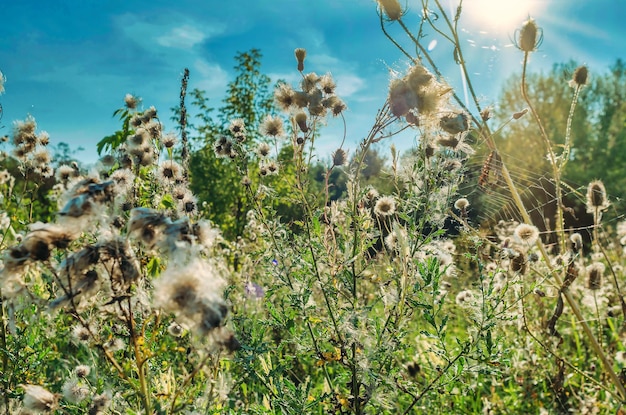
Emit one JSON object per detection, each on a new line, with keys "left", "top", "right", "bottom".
{"left": 335, "top": 74, "right": 365, "bottom": 97}
{"left": 193, "top": 58, "right": 229, "bottom": 94}
{"left": 157, "top": 25, "right": 207, "bottom": 49}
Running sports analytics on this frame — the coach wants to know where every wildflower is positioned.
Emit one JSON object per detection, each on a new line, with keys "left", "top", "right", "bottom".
{"left": 454, "top": 198, "right": 469, "bottom": 211}
{"left": 374, "top": 196, "right": 396, "bottom": 217}
{"left": 510, "top": 250, "right": 527, "bottom": 274}
{"left": 517, "top": 18, "right": 541, "bottom": 53}
{"left": 587, "top": 262, "right": 605, "bottom": 290}
{"left": 21, "top": 384, "right": 57, "bottom": 413}
{"left": 586, "top": 180, "right": 609, "bottom": 213}
{"left": 570, "top": 233, "right": 583, "bottom": 253}
{"left": 389, "top": 78, "right": 417, "bottom": 117}
{"left": 319, "top": 73, "right": 336, "bottom": 94}
{"left": 143, "top": 105, "right": 158, "bottom": 121}
{"left": 440, "top": 112, "right": 470, "bottom": 134}
{"left": 124, "top": 93, "right": 139, "bottom": 109}
{"left": 377, "top": 0, "right": 402, "bottom": 20}
{"left": 301, "top": 72, "right": 320, "bottom": 93}
{"left": 332, "top": 148, "right": 347, "bottom": 167}
{"left": 38, "top": 131, "right": 50, "bottom": 146}
{"left": 245, "top": 281, "right": 265, "bottom": 298}
{"left": 262, "top": 160, "right": 279, "bottom": 176}
{"left": 513, "top": 223, "right": 540, "bottom": 247}
{"left": 323, "top": 95, "right": 347, "bottom": 117}
{"left": 109, "top": 168, "right": 135, "bottom": 196}
{"left": 99, "top": 154, "right": 116, "bottom": 168}
{"left": 259, "top": 115, "right": 285, "bottom": 138}
{"left": 74, "top": 365, "right": 91, "bottom": 378}
{"left": 569, "top": 65, "right": 589, "bottom": 88}
{"left": 153, "top": 256, "right": 228, "bottom": 336}
{"left": 274, "top": 83, "right": 296, "bottom": 112}
{"left": 455, "top": 290, "right": 473, "bottom": 305}
{"left": 229, "top": 118, "right": 246, "bottom": 141}
{"left": 103, "top": 337, "right": 125, "bottom": 353}
{"left": 307, "top": 88, "right": 326, "bottom": 116}
{"left": 294, "top": 48, "right": 306, "bottom": 72}
{"left": 89, "top": 392, "right": 112, "bottom": 414}
{"left": 71, "top": 325, "right": 91, "bottom": 344}
{"left": 168, "top": 321, "right": 184, "bottom": 337}
{"left": 158, "top": 160, "right": 183, "bottom": 182}
{"left": 161, "top": 132, "right": 178, "bottom": 148}
{"left": 32, "top": 147, "right": 51, "bottom": 166}
{"left": 62, "top": 378, "right": 89, "bottom": 404}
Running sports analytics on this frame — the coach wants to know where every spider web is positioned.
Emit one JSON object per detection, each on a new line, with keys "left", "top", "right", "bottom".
{"left": 458, "top": 145, "right": 624, "bottom": 244}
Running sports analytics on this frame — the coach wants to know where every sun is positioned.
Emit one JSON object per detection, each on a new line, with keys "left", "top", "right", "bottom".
{"left": 461, "top": 0, "right": 545, "bottom": 33}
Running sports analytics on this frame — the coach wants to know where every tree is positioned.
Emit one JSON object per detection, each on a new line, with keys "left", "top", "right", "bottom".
{"left": 188, "top": 49, "right": 275, "bottom": 240}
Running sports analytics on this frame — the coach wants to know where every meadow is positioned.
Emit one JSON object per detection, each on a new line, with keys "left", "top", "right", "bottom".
{"left": 2, "top": 1, "right": 626, "bottom": 414}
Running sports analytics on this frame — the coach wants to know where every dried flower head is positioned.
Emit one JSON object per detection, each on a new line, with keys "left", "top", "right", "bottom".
{"left": 389, "top": 78, "right": 417, "bottom": 117}
{"left": 161, "top": 132, "right": 178, "bottom": 148}
{"left": 319, "top": 73, "right": 336, "bottom": 94}
{"left": 62, "top": 378, "right": 89, "bottom": 404}
{"left": 332, "top": 148, "right": 347, "bottom": 167}
{"left": 158, "top": 160, "right": 183, "bottom": 182}
{"left": 74, "top": 365, "right": 91, "bottom": 378}
{"left": 274, "top": 83, "right": 296, "bottom": 112}
{"left": 569, "top": 65, "right": 589, "bottom": 88}
{"left": 586, "top": 180, "right": 609, "bottom": 213}
{"left": 517, "top": 18, "right": 542, "bottom": 52}
{"left": 377, "top": 0, "right": 402, "bottom": 20}
{"left": 256, "top": 142, "right": 271, "bottom": 158}
{"left": 513, "top": 223, "right": 540, "bottom": 247}
{"left": 259, "top": 115, "right": 285, "bottom": 138}
{"left": 440, "top": 112, "right": 470, "bottom": 134}
{"left": 21, "top": 384, "right": 57, "bottom": 413}
{"left": 374, "top": 196, "right": 396, "bottom": 217}
{"left": 295, "top": 48, "right": 307, "bottom": 72}
{"left": 294, "top": 111, "right": 308, "bottom": 133}
{"left": 454, "top": 198, "right": 469, "bottom": 211}
{"left": 570, "top": 233, "right": 583, "bottom": 253}
{"left": 301, "top": 72, "right": 320, "bottom": 93}
{"left": 229, "top": 118, "right": 246, "bottom": 141}
{"left": 124, "top": 93, "right": 139, "bottom": 109}
{"left": 168, "top": 321, "right": 184, "bottom": 337}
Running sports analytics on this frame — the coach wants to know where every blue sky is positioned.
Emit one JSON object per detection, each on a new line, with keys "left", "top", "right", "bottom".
{"left": 0, "top": 0, "right": 623, "bottom": 164}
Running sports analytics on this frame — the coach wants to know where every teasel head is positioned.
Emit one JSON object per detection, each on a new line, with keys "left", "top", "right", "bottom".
{"left": 517, "top": 18, "right": 542, "bottom": 53}
{"left": 586, "top": 180, "right": 609, "bottom": 215}
{"left": 587, "top": 262, "right": 605, "bottom": 290}
{"left": 569, "top": 65, "right": 589, "bottom": 89}
{"left": 332, "top": 148, "right": 347, "bottom": 167}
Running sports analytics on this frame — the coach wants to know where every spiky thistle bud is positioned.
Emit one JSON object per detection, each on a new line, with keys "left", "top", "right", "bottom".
{"left": 377, "top": 0, "right": 402, "bottom": 21}
{"left": 517, "top": 18, "right": 541, "bottom": 53}
{"left": 295, "top": 48, "right": 306, "bottom": 72}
